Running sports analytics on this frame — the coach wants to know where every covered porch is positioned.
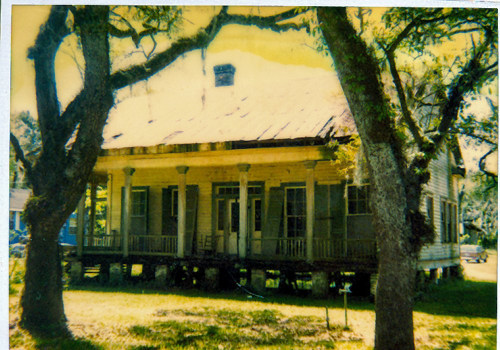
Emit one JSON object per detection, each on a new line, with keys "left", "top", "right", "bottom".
{"left": 75, "top": 146, "right": 377, "bottom": 264}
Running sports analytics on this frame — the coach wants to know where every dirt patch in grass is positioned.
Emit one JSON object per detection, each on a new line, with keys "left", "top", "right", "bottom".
{"left": 130, "top": 307, "right": 362, "bottom": 349}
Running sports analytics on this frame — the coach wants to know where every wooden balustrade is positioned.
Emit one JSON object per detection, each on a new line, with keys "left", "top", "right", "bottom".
{"left": 82, "top": 233, "right": 375, "bottom": 261}
{"left": 313, "top": 238, "right": 377, "bottom": 260}
{"left": 83, "top": 234, "right": 177, "bottom": 255}
{"left": 128, "top": 235, "right": 177, "bottom": 255}
{"left": 83, "top": 234, "right": 122, "bottom": 251}
{"left": 249, "top": 237, "right": 376, "bottom": 261}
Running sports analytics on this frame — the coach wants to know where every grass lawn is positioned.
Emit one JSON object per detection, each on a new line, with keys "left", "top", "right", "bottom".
{"left": 9, "top": 260, "right": 497, "bottom": 349}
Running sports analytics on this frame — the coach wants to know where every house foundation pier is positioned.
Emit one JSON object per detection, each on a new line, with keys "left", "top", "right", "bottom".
{"left": 204, "top": 267, "right": 220, "bottom": 291}
{"left": 99, "top": 261, "right": 110, "bottom": 284}
{"left": 155, "top": 265, "right": 169, "bottom": 287}
{"left": 70, "top": 261, "right": 83, "bottom": 284}
{"left": 109, "top": 262, "right": 123, "bottom": 285}
{"left": 311, "top": 271, "right": 329, "bottom": 298}
{"left": 251, "top": 269, "right": 267, "bottom": 294}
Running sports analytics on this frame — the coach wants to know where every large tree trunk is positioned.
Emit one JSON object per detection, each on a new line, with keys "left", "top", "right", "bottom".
{"left": 17, "top": 6, "right": 113, "bottom": 336}
{"left": 318, "top": 8, "right": 418, "bottom": 349}
{"left": 20, "top": 219, "right": 67, "bottom": 335}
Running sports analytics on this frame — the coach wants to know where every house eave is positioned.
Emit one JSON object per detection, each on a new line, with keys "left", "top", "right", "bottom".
{"left": 95, "top": 144, "right": 334, "bottom": 172}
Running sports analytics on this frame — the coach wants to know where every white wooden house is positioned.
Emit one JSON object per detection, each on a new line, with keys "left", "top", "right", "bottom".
{"left": 70, "top": 50, "right": 462, "bottom": 295}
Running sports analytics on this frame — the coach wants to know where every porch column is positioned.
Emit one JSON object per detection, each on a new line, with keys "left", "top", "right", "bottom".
{"left": 238, "top": 163, "right": 251, "bottom": 258}
{"left": 305, "top": 161, "right": 317, "bottom": 262}
{"left": 176, "top": 166, "right": 189, "bottom": 258}
{"left": 106, "top": 173, "right": 113, "bottom": 235}
{"left": 88, "top": 177, "right": 97, "bottom": 246}
{"left": 122, "top": 167, "right": 135, "bottom": 258}
{"left": 76, "top": 193, "right": 85, "bottom": 258}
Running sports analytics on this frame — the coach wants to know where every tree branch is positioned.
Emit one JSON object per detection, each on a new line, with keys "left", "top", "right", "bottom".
{"left": 110, "top": 7, "right": 305, "bottom": 90}
{"left": 408, "top": 35, "right": 497, "bottom": 182}
{"left": 28, "top": 6, "right": 70, "bottom": 149}
{"left": 108, "top": 23, "right": 160, "bottom": 47}
{"left": 386, "top": 11, "right": 448, "bottom": 53}
{"left": 479, "top": 148, "right": 498, "bottom": 180}
{"left": 453, "top": 131, "right": 497, "bottom": 146}
{"left": 383, "top": 47, "right": 424, "bottom": 147}
{"left": 10, "top": 133, "right": 34, "bottom": 182}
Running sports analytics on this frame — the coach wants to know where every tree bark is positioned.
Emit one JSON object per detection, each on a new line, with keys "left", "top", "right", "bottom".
{"left": 16, "top": 5, "right": 308, "bottom": 337}
{"left": 19, "top": 5, "right": 113, "bottom": 336}
{"left": 318, "top": 8, "right": 417, "bottom": 350}
{"left": 20, "top": 222, "right": 68, "bottom": 336}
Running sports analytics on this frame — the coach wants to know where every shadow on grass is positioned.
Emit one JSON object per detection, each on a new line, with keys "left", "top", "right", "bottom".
{"left": 414, "top": 279, "right": 497, "bottom": 319}
{"left": 9, "top": 328, "right": 104, "bottom": 350}
{"left": 68, "top": 278, "right": 496, "bottom": 319}
{"left": 68, "top": 283, "right": 374, "bottom": 311}
{"left": 33, "top": 337, "right": 104, "bottom": 350}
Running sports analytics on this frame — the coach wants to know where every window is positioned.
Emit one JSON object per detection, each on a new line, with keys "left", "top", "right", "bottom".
{"left": 285, "top": 187, "right": 306, "bottom": 237}
{"left": 426, "top": 196, "right": 434, "bottom": 227}
{"left": 347, "top": 185, "right": 371, "bottom": 215}
{"left": 440, "top": 200, "right": 457, "bottom": 243}
{"left": 122, "top": 186, "right": 149, "bottom": 235}
{"left": 253, "top": 199, "right": 262, "bottom": 232}
{"left": 171, "top": 189, "right": 178, "bottom": 222}
{"left": 217, "top": 186, "right": 239, "bottom": 196}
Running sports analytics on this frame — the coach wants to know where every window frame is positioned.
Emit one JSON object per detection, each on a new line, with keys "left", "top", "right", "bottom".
{"left": 440, "top": 198, "right": 457, "bottom": 243}
{"left": 284, "top": 186, "right": 307, "bottom": 238}
{"left": 346, "top": 184, "right": 371, "bottom": 216}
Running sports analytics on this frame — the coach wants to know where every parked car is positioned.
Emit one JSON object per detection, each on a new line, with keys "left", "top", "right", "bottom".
{"left": 461, "top": 244, "right": 488, "bottom": 263}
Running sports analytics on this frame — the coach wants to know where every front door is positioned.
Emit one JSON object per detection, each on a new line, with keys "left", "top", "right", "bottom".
{"left": 251, "top": 198, "right": 262, "bottom": 254}
{"left": 228, "top": 199, "right": 239, "bottom": 255}
{"left": 215, "top": 197, "right": 239, "bottom": 255}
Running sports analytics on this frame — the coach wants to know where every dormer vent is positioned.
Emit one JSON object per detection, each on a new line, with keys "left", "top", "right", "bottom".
{"left": 214, "top": 64, "right": 236, "bottom": 87}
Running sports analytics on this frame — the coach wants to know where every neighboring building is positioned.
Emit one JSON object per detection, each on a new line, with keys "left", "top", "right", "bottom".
{"left": 9, "top": 188, "right": 77, "bottom": 246}
{"left": 69, "top": 51, "right": 463, "bottom": 295}
{"left": 9, "top": 189, "right": 30, "bottom": 242}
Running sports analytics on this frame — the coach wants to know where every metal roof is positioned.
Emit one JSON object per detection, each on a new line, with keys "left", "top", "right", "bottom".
{"left": 10, "top": 189, "right": 30, "bottom": 212}
{"left": 102, "top": 50, "right": 354, "bottom": 150}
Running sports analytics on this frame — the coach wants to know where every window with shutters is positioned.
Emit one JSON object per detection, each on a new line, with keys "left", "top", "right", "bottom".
{"left": 162, "top": 187, "right": 177, "bottom": 235}
{"left": 284, "top": 187, "right": 306, "bottom": 238}
{"left": 122, "top": 186, "right": 149, "bottom": 235}
{"left": 347, "top": 184, "right": 371, "bottom": 215}
{"left": 171, "top": 189, "right": 178, "bottom": 223}
{"left": 440, "top": 200, "right": 457, "bottom": 243}
{"left": 426, "top": 196, "right": 434, "bottom": 227}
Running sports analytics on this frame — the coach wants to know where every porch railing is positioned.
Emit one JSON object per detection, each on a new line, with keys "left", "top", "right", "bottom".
{"left": 83, "top": 234, "right": 177, "bottom": 256}
{"left": 83, "top": 234, "right": 122, "bottom": 251}
{"left": 313, "top": 238, "right": 377, "bottom": 260}
{"left": 128, "top": 235, "right": 177, "bottom": 255}
{"left": 249, "top": 237, "right": 376, "bottom": 261}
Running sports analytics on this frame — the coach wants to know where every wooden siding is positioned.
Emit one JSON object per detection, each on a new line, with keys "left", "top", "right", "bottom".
{"left": 419, "top": 148, "right": 460, "bottom": 266}
{"left": 91, "top": 144, "right": 459, "bottom": 268}
{"left": 102, "top": 157, "right": 350, "bottom": 256}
